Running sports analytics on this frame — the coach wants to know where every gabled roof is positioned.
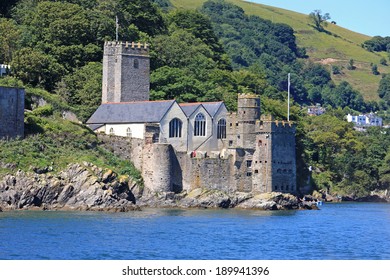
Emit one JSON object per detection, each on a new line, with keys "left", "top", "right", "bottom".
{"left": 179, "top": 101, "right": 224, "bottom": 118}
{"left": 86, "top": 100, "right": 176, "bottom": 124}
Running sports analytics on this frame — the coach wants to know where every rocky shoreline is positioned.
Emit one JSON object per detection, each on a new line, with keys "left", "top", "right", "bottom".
{"left": 0, "top": 162, "right": 340, "bottom": 213}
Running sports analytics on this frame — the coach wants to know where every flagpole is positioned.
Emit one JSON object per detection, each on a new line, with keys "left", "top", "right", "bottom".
{"left": 116, "top": 16, "right": 119, "bottom": 42}
{"left": 287, "top": 73, "right": 290, "bottom": 122}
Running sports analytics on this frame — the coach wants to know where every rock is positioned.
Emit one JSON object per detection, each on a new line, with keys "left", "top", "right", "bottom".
{"left": 0, "top": 163, "right": 138, "bottom": 212}
{"left": 356, "top": 195, "right": 388, "bottom": 203}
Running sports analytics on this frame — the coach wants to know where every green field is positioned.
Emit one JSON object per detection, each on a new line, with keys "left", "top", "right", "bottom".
{"left": 170, "top": 0, "right": 389, "bottom": 101}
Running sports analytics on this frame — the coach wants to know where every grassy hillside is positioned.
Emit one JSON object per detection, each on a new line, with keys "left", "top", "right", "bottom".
{"left": 171, "top": 0, "right": 389, "bottom": 101}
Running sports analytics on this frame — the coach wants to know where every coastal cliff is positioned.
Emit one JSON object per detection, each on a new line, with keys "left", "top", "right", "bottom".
{"left": 0, "top": 162, "right": 318, "bottom": 212}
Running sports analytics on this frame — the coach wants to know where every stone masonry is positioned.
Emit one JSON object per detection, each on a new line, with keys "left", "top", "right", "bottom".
{"left": 102, "top": 41, "right": 150, "bottom": 103}
{"left": 0, "top": 86, "right": 24, "bottom": 139}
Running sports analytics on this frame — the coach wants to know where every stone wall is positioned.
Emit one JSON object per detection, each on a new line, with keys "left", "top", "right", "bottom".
{"left": 178, "top": 152, "right": 234, "bottom": 194}
{"left": 97, "top": 116, "right": 297, "bottom": 196}
{"left": 102, "top": 41, "right": 150, "bottom": 103}
{"left": 0, "top": 86, "right": 24, "bottom": 139}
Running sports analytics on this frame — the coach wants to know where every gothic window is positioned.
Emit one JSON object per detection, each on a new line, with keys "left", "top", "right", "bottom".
{"left": 109, "top": 127, "right": 114, "bottom": 135}
{"left": 194, "top": 113, "right": 206, "bottom": 136}
{"left": 134, "top": 59, "right": 139, "bottom": 69}
{"left": 246, "top": 160, "right": 252, "bottom": 168}
{"left": 217, "top": 118, "right": 226, "bottom": 139}
{"left": 169, "top": 118, "right": 182, "bottom": 138}
{"left": 126, "top": 127, "right": 132, "bottom": 137}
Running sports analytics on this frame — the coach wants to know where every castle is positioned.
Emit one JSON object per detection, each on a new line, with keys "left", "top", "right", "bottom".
{"left": 87, "top": 41, "right": 297, "bottom": 195}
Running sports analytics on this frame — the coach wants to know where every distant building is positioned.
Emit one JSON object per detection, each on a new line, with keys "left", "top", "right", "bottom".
{"left": 0, "top": 86, "right": 25, "bottom": 139}
{"left": 0, "top": 64, "right": 10, "bottom": 77}
{"left": 307, "top": 104, "right": 325, "bottom": 116}
{"left": 347, "top": 113, "right": 383, "bottom": 127}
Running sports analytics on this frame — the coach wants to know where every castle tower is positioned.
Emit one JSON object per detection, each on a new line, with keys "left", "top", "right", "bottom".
{"left": 102, "top": 41, "right": 150, "bottom": 103}
{"left": 236, "top": 94, "right": 260, "bottom": 148}
{"left": 252, "top": 116, "right": 297, "bottom": 194}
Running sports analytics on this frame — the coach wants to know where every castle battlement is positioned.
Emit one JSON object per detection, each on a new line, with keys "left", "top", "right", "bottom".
{"left": 105, "top": 41, "right": 149, "bottom": 49}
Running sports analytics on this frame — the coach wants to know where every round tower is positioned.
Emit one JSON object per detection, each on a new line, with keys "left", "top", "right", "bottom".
{"left": 237, "top": 94, "right": 260, "bottom": 148}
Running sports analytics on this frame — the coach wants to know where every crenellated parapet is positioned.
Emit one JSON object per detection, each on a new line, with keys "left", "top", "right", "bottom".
{"left": 104, "top": 41, "right": 149, "bottom": 57}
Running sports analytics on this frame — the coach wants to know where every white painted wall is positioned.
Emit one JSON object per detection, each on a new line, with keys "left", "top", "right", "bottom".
{"left": 105, "top": 123, "right": 145, "bottom": 138}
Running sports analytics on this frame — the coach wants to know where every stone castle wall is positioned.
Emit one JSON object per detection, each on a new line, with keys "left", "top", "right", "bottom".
{"left": 0, "top": 86, "right": 24, "bottom": 139}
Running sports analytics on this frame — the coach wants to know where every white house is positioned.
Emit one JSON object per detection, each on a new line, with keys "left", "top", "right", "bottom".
{"left": 347, "top": 113, "right": 383, "bottom": 127}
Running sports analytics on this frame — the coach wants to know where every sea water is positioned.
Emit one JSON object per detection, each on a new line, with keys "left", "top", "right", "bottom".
{"left": 1, "top": 203, "right": 390, "bottom": 260}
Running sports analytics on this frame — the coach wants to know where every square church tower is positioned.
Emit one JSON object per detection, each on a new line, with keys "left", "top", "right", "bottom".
{"left": 102, "top": 41, "right": 150, "bottom": 103}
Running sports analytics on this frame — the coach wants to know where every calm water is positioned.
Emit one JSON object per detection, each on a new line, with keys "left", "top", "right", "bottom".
{"left": 1, "top": 203, "right": 390, "bottom": 260}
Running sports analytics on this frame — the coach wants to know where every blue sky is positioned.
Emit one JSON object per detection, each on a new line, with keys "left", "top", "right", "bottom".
{"left": 247, "top": 0, "right": 389, "bottom": 37}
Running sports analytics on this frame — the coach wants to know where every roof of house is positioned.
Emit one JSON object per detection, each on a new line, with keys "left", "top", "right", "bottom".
{"left": 86, "top": 100, "right": 176, "bottom": 124}
{"left": 179, "top": 101, "right": 224, "bottom": 118}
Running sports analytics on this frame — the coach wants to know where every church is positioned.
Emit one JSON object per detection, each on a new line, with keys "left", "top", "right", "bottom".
{"left": 87, "top": 41, "right": 228, "bottom": 153}
{"left": 87, "top": 41, "right": 297, "bottom": 195}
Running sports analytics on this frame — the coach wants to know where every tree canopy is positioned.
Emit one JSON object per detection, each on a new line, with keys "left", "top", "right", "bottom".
{"left": 308, "top": 10, "right": 331, "bottom": 32}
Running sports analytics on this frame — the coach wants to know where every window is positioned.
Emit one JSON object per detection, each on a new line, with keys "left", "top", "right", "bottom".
{"left": 134, "top": 59, "right": 139, "bottom": 69}
{"left": 217, "top": 118, "right": 226, "bottom": 139}
{"left": 126, "top": 127, "right": 132, "bottom": 137}
{"left": 246, "top": 160, "right": 252, "bottom": 168}
{"left": 228, "top": 140, "right": 233, "bottom": 146}
{"left": 194, "top": 113, "right": 206, "bottom": 136}
{"left": 109, "top": 127, "right": 114, "bottom": 135}
{"left": 246, "top": 172, "right": 252, "bottom": 177}
{"left": 169, "top": 118, "right": 182, "bottom": 138}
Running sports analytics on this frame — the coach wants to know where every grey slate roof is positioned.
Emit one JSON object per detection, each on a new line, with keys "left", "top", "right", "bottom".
{"left": 87, "top": 123, "right": 104, "bottom": 131}
{"left": 86, "top": 100, "right": 175, "bottom": 124}
{"left": 179, "top": 102, "right": 224, "bottom": 118}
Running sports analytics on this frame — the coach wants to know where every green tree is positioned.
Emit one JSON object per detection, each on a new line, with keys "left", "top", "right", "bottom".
{"left": 372, "top": 64, "right": 380, "bottom": 75}
{"left": 61, "top": 62, "right": 102, "bottom": 121}
{"left": 308, "top": 10, "right": 331, "bottom": 32}
{"left": 11, "top": 47, "right": 65, "bottom": 90}
{"left": 378, "top": 74, "right": 390, "bottom": 107}
{"left": 0, "top": 18, "right": 20, "bottom": 63}
{"left": 347, "top": 59, "right": 355, "bottom": 70}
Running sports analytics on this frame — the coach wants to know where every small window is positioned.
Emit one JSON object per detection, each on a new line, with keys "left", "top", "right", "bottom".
{"left": 254, "top": 170, "right": 259, "bottom": 174}
{"left": 275, "top": 186, "right": 278, "bottom": 190}
{"left": 247, "top": 160, "right": 252, "bottom": 168}
{"left": 126, "top": 127, "right": 132, "bottom": 137}
{"left": 258, "top": 140, "right": 262, "bottom": 146}
{"left": 246, "top": 172, "right": 252, "bottom": 177}
{"left": 109, "top": 128, "right": 114, "bottom": 135}
{"left": 229, "top": 140, "right": 233, "bottom": 146}
{"left": 134, "top": 59, "right": 139, "bottom": 69}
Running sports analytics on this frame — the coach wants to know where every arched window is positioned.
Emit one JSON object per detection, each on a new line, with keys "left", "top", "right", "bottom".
{"left": 109, "top": 127, "right": 114, "bottom": 135}
{"left": 134, "top": 59, "right": 139, "bottom": 69}
{"left": 169, "top": 118, "right": 182, "bottom": 138}
{"left": 194, "top": 113, "right": 206, "bottom": 136}
{"left": 217, "top": 118, "right": 226, "bottom": 139}
{"left": 126, "top": 127, "right": 132, "bottom": 137}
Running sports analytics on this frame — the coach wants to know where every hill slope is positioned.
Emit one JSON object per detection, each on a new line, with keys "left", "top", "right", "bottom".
{"left": 171, "top": 0, "right": 389, "bottom": 101}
